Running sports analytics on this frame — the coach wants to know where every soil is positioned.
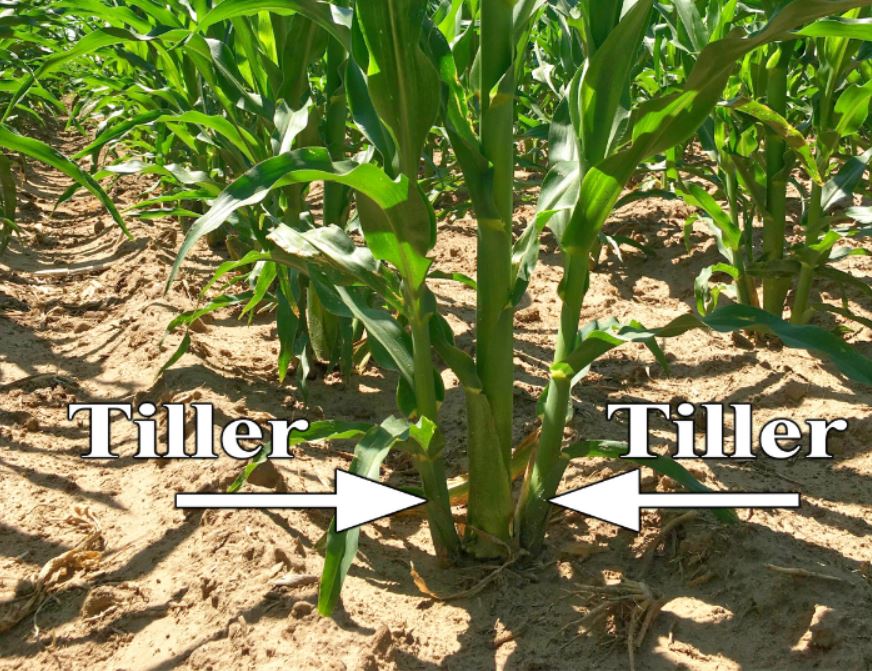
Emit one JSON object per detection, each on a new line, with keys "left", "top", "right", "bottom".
{"left": 1, "top": 127, "right": 871, "bottom": 671}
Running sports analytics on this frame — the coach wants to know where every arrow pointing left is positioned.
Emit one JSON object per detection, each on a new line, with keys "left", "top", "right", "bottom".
{"left": 175, "top": 469, "right": 427, "bottom": 532}
{"left": 549, "top": 469, "right": 800, "bottom": 532}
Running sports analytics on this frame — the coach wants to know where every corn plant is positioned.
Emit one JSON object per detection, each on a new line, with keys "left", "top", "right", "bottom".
{"left": 673, "top": 3, "right": 872, "bottom": 324}
{"left": 15, "top": 0, "right": 369, "bottom": 387}
{"left": 0, "top": 0, "right": 126, "bottom": 250}
{"left": 787, "top": 9, "right": 872, "bottom": 324}
{"left": 148, "top": 0, "right": 872, "bottom": 617}
{"left": 8, "top": 0, "right": 872, "bottom": 620}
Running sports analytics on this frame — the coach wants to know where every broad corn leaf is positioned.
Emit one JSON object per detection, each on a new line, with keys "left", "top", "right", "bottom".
{"left": 356, "top": 0, "right": 441, "bottom": 177}
{"left": 167, "top": 148, "right": 433, "bottom": 290}
{"left": 0, "top": 124, "right": 128, "bottom": 237}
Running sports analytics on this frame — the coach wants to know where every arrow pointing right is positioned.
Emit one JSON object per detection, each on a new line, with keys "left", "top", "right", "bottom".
{"left": 549, "top": 469, "right": 800, "bottom": 532}
{"left": 175, "top": 469, "right": 427, "bottom": 532}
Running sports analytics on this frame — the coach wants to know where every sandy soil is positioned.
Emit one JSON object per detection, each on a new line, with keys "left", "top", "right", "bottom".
{"left": 1, "top": 127, "right": 871, "bottom": 671}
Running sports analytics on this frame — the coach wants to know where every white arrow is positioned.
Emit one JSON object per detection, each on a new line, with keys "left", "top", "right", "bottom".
{"left": 175, "top": 469, "right": 427, "bottom": 532}
{"left": 549, "top": 469, "right": 800, "bottom": 532}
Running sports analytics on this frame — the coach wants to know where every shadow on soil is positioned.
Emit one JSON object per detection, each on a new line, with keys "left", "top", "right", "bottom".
{"left": 2, "top": 155, "right": 871, "bottom": 671}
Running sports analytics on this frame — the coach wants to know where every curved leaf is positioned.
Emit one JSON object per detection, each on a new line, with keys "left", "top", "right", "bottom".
{"left": 0, "top": 124, "right": 128, "bottom": 237}
{"left": 576, "top": 0, "right": 653, "bottom": 167}
{"left": 318, "top": 416, "right": 411, "bottom": 615}
{"left": 356, "top": 0, "right": 441, "bottom": 176}
{"left": 560, "top": 440, "right": 738, "bottom": 524}
{"left": 658, "top": 304, "right": 872, "bottom": 385}
{"left": 197, "top": 0, "right": 351, "bottom": 48}
{"left": 795, "top": 16, "right": 872, "bottom": 40}
{"left": 167, "top": 148, "right": 433, "bottom": 291}
{"left": 727, "top": 97, "right": 823, "bottom": 184}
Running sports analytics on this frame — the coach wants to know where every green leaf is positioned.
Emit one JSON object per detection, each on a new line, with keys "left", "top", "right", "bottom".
{"left": 579, "top": 0, "right": 623, "bottom": 54}
{"left": 727, "top": 97, "right": 823, "bottom": 184}
{"left": 822, "top": 147, "right": 872, "bottom": 213}
{"left": 0, "top": 124, "right": 129, "bottom": 237}
{"left": 677, "top": 183, "right": 742, "bottom": 254}
{"left": 286, "top": 420, "right": 374, "bottom": 448}
{"left": 833, "top": 80, "right": 872, "bottom": 139}
{"left": 197, "top": 0, "right": 351, "bottom": 48}
{"left": 167, "top": 148, "right": 432, "bottom": 291}
{"left": 56, "top": 0, "right": 158, "bottom": 32}
{"left": 345, "top": 60, "right": 396, "bottom": 164}
{"left": 659, "top": 304, "right": 872, "bottom": 385}
{"left": 356, "top": 0, "right": 441, "bottom": 177}
{"left": 560, "top": 318, "right": 670, "bottom": 379}
{"left": 673, "top": 0, "right": 709, "bottom": 52}
{"left": 795, "top": 16, "right": 872, "bottom": 41}
{"left": 334, "top": 286, "right": 415, "bottom": 386}
{"left": 560, "top": 440, "right": 738, "bottom": 524}
{"left": 554, "top": 303, "right": 872, "bottom": 386}
{"left": 576, "top": 0, "right": 654, "bottom": 167}
{"left": 200, "top": 250, "right": 272, "bottom": 296}
{"left": 408, "top": 416, "right": 438, "bottom": 456}
{"left": 694, "top": 264, "right": 739, "bottom": 315}
{"left": 226, "top": 444, "right": 270, "bottom": 493}
{"left": 428, "top": 270, "right": 477, "bottom": 290}
{"left": 269, "top": 224, "right": 399, "bottom": 305}
{"left": 157, "top": 332, "right": 191, "bottom": 378}
{"left": 166, "top": 293, "right": 249, "bottom": 331}
{"left": 276, "top": 269, "right": 299, "bottom": 382}
{"left": 318, "top": 416, "right": 411, "bottom": 616}
{"left": 72, "top": 109, "right": 164, "bottom": 160}
{"left": 536, "top": 160, "right": 580, "bottom": 241}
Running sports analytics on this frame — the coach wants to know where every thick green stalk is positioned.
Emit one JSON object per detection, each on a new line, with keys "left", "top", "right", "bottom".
{"left": 465, "top": 0, "right": 517, "bottom": 554}
{"left": 464, "top": 381, "right": 515, "bottom": 557}
{"left": 323, "top": 38, "right": 348, "bottom": 227}
{"left": 724, "top": 168, "right": 757, "bottom": 307}
{"left": 477, "top": 0, "right": 515, "bottom": 459}
{"left": 791, "top": 259, "right": 816, "bottom": 324}
{"left": 474, "top": 220, "right": 514, "bottom": 461}
{"left": 791, "top": 177, "right": 825, "bottom": 324}
{"left": 664, "top": 145, "right": 680, "bottom": 188}
{"left": 517, "top": 251, "right": 588, "bottom": 553}
{"left": 409, "top": 303, "right": 462, "bottom": 559}
{"left": 762, "top": 42, "right": 795, "bottom": 315}
{"left": 792, "top": 64, "right": 838, "bottom": 324}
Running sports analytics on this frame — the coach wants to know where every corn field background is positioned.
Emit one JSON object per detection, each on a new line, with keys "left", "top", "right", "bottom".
{"left": 1, "top": 0, "right": 872, "bottom": 669}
